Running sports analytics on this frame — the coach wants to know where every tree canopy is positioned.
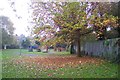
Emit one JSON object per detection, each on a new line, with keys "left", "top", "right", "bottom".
{"left": 0, "top": 16, "right": 15, "bottom": 47}
{"left": 31, "top": 2, "right": 118, "bottom": 56}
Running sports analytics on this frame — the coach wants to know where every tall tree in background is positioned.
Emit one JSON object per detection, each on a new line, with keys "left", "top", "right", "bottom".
{"left": 21, "top": 37, "right": 31, "bottom": 49}
{"left": 0, "top": 16, "right": 15, "bottom": 49}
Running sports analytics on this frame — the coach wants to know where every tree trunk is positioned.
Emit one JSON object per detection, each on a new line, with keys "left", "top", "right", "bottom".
{"left": 75, "top": 29, "right": 81, "bottom": 57}
{"left": 70, "top": 43, "right": 74, "bottom": 54}
{"left": 66, "top": 45, "right": 69, "bottom": 51}
{"left": 117, "top": 27, "right": 120, "bottom": 37}
{"left": 76, "top": 38, "right": 81, "bottom": 57}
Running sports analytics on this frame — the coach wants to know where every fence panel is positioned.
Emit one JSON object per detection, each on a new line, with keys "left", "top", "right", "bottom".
{"left": 82, "top": 38, "right": 120, "bottom": 61}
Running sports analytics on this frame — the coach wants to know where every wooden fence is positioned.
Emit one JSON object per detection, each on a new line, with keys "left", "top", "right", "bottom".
{"left": 82, "top": 38, "right": 120, "bottom": 61}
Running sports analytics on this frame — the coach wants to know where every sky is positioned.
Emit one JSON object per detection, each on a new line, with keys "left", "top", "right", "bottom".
{"left": 0, "top": 0, "right": 32, "bottom": 36}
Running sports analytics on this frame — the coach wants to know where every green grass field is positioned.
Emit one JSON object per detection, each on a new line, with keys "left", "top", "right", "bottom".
{"left": 1, "top": 49, "right": 118, "bottom": 78}
{"left": 0, "top": 50, "right": 2, "bottom": 79}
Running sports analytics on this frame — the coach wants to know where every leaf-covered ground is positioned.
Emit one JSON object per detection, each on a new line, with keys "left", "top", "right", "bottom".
{"left": 2, "top": 49, "right": 118, "bottom": 78}
{"left": 13, "top": 55, "right": 104, "bottom": 69}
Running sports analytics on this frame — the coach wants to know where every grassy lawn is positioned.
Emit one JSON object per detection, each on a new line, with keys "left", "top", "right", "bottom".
{"left": 0, "top": 50, "right": 2, "bottom": 79}
{"left": 1, "top": 49, "right": 118, "bottom": 78}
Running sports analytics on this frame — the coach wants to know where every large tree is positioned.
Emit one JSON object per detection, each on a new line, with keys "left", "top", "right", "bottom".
{"left": 53, "top": 2, "right": 118, "bottom": 56}
{"left": 31, "top": 2, "right": 118, "bottom": 56}
{"left": 53, "top": 2, "right": 93, "bottom": 56}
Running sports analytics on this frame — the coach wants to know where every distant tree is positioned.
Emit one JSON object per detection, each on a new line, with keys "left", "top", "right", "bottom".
{"left": 2, "top": 28, "right": 13, "bottom": 45}
{"left": 21, "top": 38, "right": 31, "bottom": 49}
{"left": 0, "top": 16, "right": 15, "bottom": 35}
{"left": 0, "top": 16, "right": 15, "bottom": 49}
{"left": 12, "top": 34, "right": 20, "bottom": 47}
{"left": 35, "top": 41, "right": 40, "bottom": 45}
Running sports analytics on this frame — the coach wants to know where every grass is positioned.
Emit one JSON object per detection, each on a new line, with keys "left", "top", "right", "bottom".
{"left": 0, "top": 50, "right": 2, "bottom": 79}
{"left": 1, "top": 49, "right": 118, "bottom": 78}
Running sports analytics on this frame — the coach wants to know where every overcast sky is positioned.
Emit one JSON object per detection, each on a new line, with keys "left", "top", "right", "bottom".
{"left": 0, "top": 0, "right": 32, "bottom": 36}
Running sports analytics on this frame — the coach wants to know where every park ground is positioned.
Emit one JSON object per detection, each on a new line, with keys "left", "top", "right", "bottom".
{"left": 1, "top": 49, "right": 118, "bottom": 78}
